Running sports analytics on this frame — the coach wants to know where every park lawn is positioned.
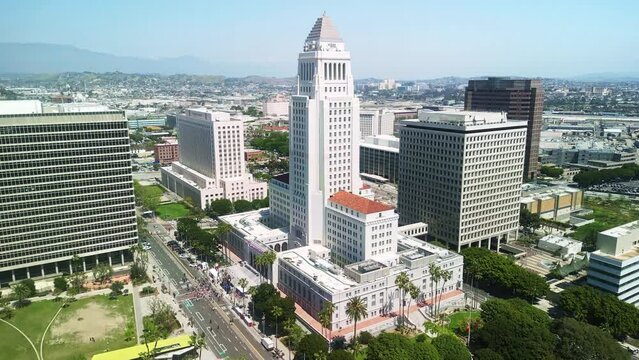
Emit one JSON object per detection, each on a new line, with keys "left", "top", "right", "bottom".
{"left": 141, "top": 184, "right": 165, "bottom": 199}
{"left": 447, "top": 311, "right": 480, "bottom": 333}
{"left": 154, "top": 202, "right": 192, "bottom": 220}
{"left": 572, "top": 197, "right": 639, "bottom": 244}
{"left": 0, "top": 294, "right": 136, "bottom": 360}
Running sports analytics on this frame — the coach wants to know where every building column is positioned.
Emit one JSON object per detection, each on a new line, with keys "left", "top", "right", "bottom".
{"left": 488, "top": 237, "right": 492, "bottom": 251}
{"left": 82, "top": 259, "right": 87, "bottom": 272}
{"left": 496, "top": 237, "right": 501, "bottom": 253}
{"left": 96, "top": 257, "right": 99, "bottom": 265}
{"left": 121, "top": 251, "right": 125, "bottom": 265}
{"left": 41, "top": 265, "right": 45, "bottom": 277}
{"left": 11, "top": 270, "right": 16, "bottom": 282}
{"left": 108, "top": 253, "right": 113, "bottom": 266}
{"left": 26, "top": 267, "right": 30, "bottom": 279}
{"left": 69, "top": 261, "right": 73, "bottom": 274}
{"left": 55, "top": 262, "right": 59, "bottom": 274}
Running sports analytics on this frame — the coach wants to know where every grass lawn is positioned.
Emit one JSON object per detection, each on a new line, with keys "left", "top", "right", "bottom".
{"left": 447, "top": 311, "right": 480, "bottom": 333}
{"left": 141, "top": 184, "right": 165, "bottom": 199}
{"left": 154, "top": 202, "right": 192, "bottom": 220}
{"left": 0, "top": 294, "right": 136, "bottom": 360}
{"left": 572, "top": 197, "right": 639, "bottom": 248}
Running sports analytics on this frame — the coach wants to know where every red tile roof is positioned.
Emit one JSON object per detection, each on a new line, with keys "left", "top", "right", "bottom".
{"left": 329, "top": 191, "right": 394, "bottom": 214}
{"left": 361, "top": 184, "right": 371, "bottom": 190}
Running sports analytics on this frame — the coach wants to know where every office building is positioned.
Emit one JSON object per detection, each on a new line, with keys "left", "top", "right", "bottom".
{"left": 360, "top": 135, "right": 400, "bottom": 184}
{"left": 160, "top": 109, "right": 267, "bottom": 209}
{"left": 263, "top": 94, "right": 290, "bottom": 117}
{"left": 268, "top": 173, "right": 290, "bottom": 229}
{"left": 520, "top": 184, "right": 584, "bottom": 222}
{"left": 0, "top": 110, "right": 137, "bottom": 286}
{"left": 465, "top": 77, "right": 544, "bottom": 179}
{"left": 288, "top": 15, "right": 368, "bottom": 248}
{"left": 326, "top": 191, "right": 398, "bottom": 265}
{"left": 588, "top": 221, "right": 639, "bottom": 305}
{"left": 154, "top": 138, "right": 180, "bottom": 165}
{"left": 398, "top": 110, "right": 527, "bottom": 251}
{"left": 0, "top": 100, "right": 43, "bottom": 115}
{"left": 360, "top": 109, "right": 394, "bottom": 139}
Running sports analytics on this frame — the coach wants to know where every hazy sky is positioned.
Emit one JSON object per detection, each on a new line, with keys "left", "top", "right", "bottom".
{"left": 1, "top": 0, "right": 638, "bottom": 78}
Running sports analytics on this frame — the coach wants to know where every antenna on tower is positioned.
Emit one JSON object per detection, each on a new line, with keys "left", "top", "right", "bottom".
{"left": 323, "top": 11, "right": 326, "bottom": 16}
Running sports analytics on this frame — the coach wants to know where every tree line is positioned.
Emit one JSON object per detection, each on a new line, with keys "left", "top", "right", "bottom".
{"left": 573, "top": 163, "right": 639, "bottom": 188}
{"left": 205, "top": 197, "right": 269, "bottom": 217}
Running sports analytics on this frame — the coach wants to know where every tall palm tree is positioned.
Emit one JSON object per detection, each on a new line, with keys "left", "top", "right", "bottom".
{"left": 215, "top": 222, "right": 233, "bottom": 263}
{"left": 247, "top": 286, "right": 257, "bottom": 316}
{"left": 437, "top": 270, "right": 452, "bottom": 321}
{"left": 318, "top": 301, "right": 336, "bottom": 349}
{"left": 189, "top": 332, "right": 206, "bottom": 360}
{"left": 394, "top": 271, "right": 409, "bottom": 328}
{"left": 260, "top": 251, "right": 277, "bottom": 283}
{"left": 238, "top": 278, "right": 249, "bottom": 313}
{"left": 346, "top": 296, "right": 367, "bottom": 356}
{"left": 272, "top": 305, "right": 283, "bottom": 351}
{"left": 428, "top": 263, "right": 441, "bottom": 317}
{"left": 254, "top": 254, "right": 265, "bottom": 283}
{"left": 406, "top": 283, "right": 420, "bottom": 321}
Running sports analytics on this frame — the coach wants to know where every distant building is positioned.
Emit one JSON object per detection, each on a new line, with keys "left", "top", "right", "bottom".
{"left": 359, "top": 135, "right": 399, "bottom": 184}
{"left": 588, "top": 221, "right": 639, "bottom": 305}
{"left": 540, "top": 148, "right": 636, "bottom": 169}
{"left": 359, "top": 109, "right": 394, "bottom": 138}
{"left": 398, "top": 110, "right": 527, "bottom": 251}
{"left": 154, "top": 138, "right": 180, "bottom": 165}
{"left": 0, "top": 110, "right": 137, "bottom": 286}
{"left": 465, "top": 77, "right": 544, "bottom": 179}
{"left": 520, "top": 184, "right": 584, "bottom": 222}
{"left": 263, "top": 94, "right": 290, "bottom": 116}
{"left": 128, "top": 116, "right": 167, "bottom": 129}
{"left": 0, "top": 100, "right": 42, "bottom": 115}
{"left": 57, "top": 103, "right": 109, "bottom": 113}
{"left": 268, "top": 173, "right": 290, "bottom": 229}
{"left": 244, "top": 149, "right": 265, "bottom": 161}
{"left": 160, "top": 109, "right": 267, "bottom": 209}
{"left": 378, "top": 79, "right": 398, "bottom": 90}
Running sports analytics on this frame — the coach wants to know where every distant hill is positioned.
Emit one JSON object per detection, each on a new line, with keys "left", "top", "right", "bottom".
{"left": 568, "top": 72, "right": 639, "bottom": 82}
{"left": 0, "top": 43, "right": 288, "bottom": 76}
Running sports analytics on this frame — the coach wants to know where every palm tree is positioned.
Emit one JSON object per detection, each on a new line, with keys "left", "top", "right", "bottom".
{"left": 189, "top": 332, "right": 206, "bottom": 360}
{"left": 247, "top": 286, "right": 257, "bottom": 316}
{"left": 257, "top": 251, "right": 276, "bottom": 283}
{"left": 254, "top": 254, "right": 265, "bottom": 283}
{"left": 437, "top": 270, "right": 452, "bottom": 321}
{"left": 346, "top": 296, "right": 367, "bottom": 356}
{"left": 318, "top": 301, "right": 336, "bottom": 348}
{"left": 394, "top": 271, "right": 409, "bottom": 328}
{"left": 238, "top": 278, "right": 249, "bottom": 314}
{"left": 406, "top": 283, "right": 420, "bottom": 321}
{"left": 428, "top": 263, "right": 441, "bottom": 317}
{"left": 215, "top": 222, "right": 233, "bottom": 263}
{"left": 272, "top": 305, "right": 283, "bottom": 351}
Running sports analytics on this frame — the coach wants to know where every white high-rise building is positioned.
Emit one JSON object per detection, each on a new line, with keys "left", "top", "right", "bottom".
{"left": 289, "top": 16, "right": 365, "bottom": 247}
{"left": 360, "top": 109, "right": 395, "bottom": 139}
{"left": 161, "top": 109, "right": 267, "bottom": 209}
{"left": 398, "top": 110, "right": 528, "bottom": 252}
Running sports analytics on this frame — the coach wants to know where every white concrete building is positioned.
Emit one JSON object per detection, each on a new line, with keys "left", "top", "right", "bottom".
{"left": 263, "top": 94, "right": 290, "bottom": 117}
{"left": 161, "top": 109, "right": 267, "bottom": 209}
{"left": 326, "top": 191, "right": 398, "bottom": 266}
{"left": 588, "top": 221, "right": 639, "bottom": 305}
{"left": 398, "top": 110, "right": 528, "bottom": 251}
{"left": 537, "top": 234, "right": 583, "bottom": 259}
{"left": 0, "top": 100, "right": 42, "bottom": 115}
{"left": 277, "top": 236, "right": 464, "bottom": 336}
{"left": 360, "top": 109, "right": 395, "bottom": 139}
{"left": 268, "top": 173, "right": 290, "bottom": 229}
{"left": 288, "top": 15, "right": 367, "bottom": 248}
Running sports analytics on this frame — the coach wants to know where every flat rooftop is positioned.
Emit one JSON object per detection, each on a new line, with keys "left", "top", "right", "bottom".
{"left": 601, "top": 220, "right": 639, "bottom": 238}
{"left": 594, "top": 247, "right": 639, "bottom": 261}
{"left": 539, "top": 234, "right": 582, "bottom": 248}
{"left": 278, "top": 246, "right": 357, "bottom": 293}
{"left": 219, "top": 209, "right": 288, "bottom": 240}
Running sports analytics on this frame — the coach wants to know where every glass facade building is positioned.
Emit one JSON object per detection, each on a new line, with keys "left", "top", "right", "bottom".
{"left": 0, "top": 111, "right": 137, "bottom": 286}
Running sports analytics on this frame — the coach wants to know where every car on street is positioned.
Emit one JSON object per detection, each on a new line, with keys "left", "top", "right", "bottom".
{"left": 179, "top": 252, "right": 189, "bottom": 258}
{"left": 260, "top": 337, "right": 274, "bottom": 351}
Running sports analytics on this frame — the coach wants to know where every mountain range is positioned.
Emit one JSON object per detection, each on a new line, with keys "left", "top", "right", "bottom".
{"left": 0, "top": 43, "right": 285, "bottom": 76}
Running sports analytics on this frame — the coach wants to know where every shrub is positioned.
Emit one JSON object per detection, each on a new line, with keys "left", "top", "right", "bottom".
{"left": 141, "top": 286, "right": 157, "bottom": 295}
{"left": 358, "top": 331, "right": 374, "bottom": 345}
{"left": 54, "top": 277, "right": 69, "bottom": 292}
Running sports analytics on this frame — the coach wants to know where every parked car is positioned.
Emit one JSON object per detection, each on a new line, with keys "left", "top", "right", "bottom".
{"left": 260, "top": 337, "right": 274, "bottom": 351}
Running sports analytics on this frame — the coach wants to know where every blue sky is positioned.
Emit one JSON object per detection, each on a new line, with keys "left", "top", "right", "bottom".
{"left": 1, "top": 0, "right": 638, "bottom": 78}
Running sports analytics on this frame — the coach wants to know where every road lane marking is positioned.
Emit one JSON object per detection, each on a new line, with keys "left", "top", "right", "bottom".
{"left": 195, "top": 312, "right": 204, "bottom": 321}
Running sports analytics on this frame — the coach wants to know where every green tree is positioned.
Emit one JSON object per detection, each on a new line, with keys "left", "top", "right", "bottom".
{"left": 436, "top": 270, "right": 452, "bottom": 321}
{"left": 327, "top": 349, "right": 354, "bottom": 360}
{"left": 474, "top": 348, "right": 504, "bottom": 360}
{"left": 12, "top": 283, "right": 31, "bottom": 307}
{"left": 215, "top": 222, "right": 233, "bottom": 263}
{"left": 519, "top": 208, "right": 541, "bottom": 233}
{"left": 189, "top": 332, "right": 206, "bottom": 360}
{"left": 19, "top": 279, "right": 36, "bottom": 297}
{"left": 294, "top": 334, "right": 328, "bottom": 360}
{"left": 551, "top": 317, "right": 630, "bottom": 360}
{"left": 432, "top": 334, "right": 470, "bottom": 360}
{"left": 110, "top": 281, "right": 125, "bottom": 296}
{"left": 69, "top": 255, "right": 87, "bottom": 294}
{"left": 54, "top": 277, "right": 68, "bottom": 292}
{"left": 255, "top": 251, "right": 277, "bottom": 283}
{"left": 93, "top": 263, "right": 113, "bottom": 283}
{"left": 413, "top": 341, "right": 441, "bottom": 360}
{"left": 238, "top": 278, "right": 249, "bottom": 312}
{"left": 318, "top": 300, "right": 336, "bottom": 343}
{"left": 540, "top": 166, "right": 564, "bottom": 178}
{"left": 345, "top": 296, "right": 367, "bottom": 356}
{"left": 357, "top": 331, "right": 374, "bottom": 345}
{"left": 233, "top": 199, "right": 254, "bottom": 213}
{"left": 272, "top": 305, "right": 283, "bottom": 351}
{"left": 366, "top": 332, "right": 413, "bottom": 360}
{"left": 207, "top": 199, "right": 234, "bottom": 217}
{"left": 395, "top": 272, "right": 410, "bottom": 329}
{"left": 284, "top": 320, "right": 305, "bottom": 360}
{"left": 429, "top": 263, "right": 442, "bottom": 316}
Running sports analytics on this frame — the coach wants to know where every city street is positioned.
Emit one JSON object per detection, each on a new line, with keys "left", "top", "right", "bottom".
{"left": 143, "top": 219, "right": 271, "bottom": 360}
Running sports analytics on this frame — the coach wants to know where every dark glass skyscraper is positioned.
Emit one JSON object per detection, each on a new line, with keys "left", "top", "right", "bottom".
{"left": 465, "top": 77, "right": 544, "bottom": 179}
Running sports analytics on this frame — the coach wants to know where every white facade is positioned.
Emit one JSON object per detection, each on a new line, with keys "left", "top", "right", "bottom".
{"left": 289, "top": 16, "right": 363, "bottom": 248}
{"left": 360, "top": 109, "right": 395, "bottom": 139}
{"left": 277, "top": 236, "right": 463, "bottom": 335}
{"left": 325, "top": 191, "right": 399, "bottom": 266}
{"left": 268, "top": 173, "right": 290, "bottom": 229}
{"left": 398, "top": 110, "right": 528, "bottom": 252}
{"left": 263, "top": 94, "right": 290, "bottom": 116}
{"left": 161, "top": 108, "right": 267, "bottom": 208}
{"left": 588, "top": 221, "right": 639, "bottom": 305}
{"left": 537, "top": 234, "right": 582, "bottom": 259}
{"left": 0, "top": 100, "right": 42, "bottom": 115}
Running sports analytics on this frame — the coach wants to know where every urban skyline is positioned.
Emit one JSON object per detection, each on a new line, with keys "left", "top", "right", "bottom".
{"left": 1, "top": 1, "right": 638, "bottom": 78}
